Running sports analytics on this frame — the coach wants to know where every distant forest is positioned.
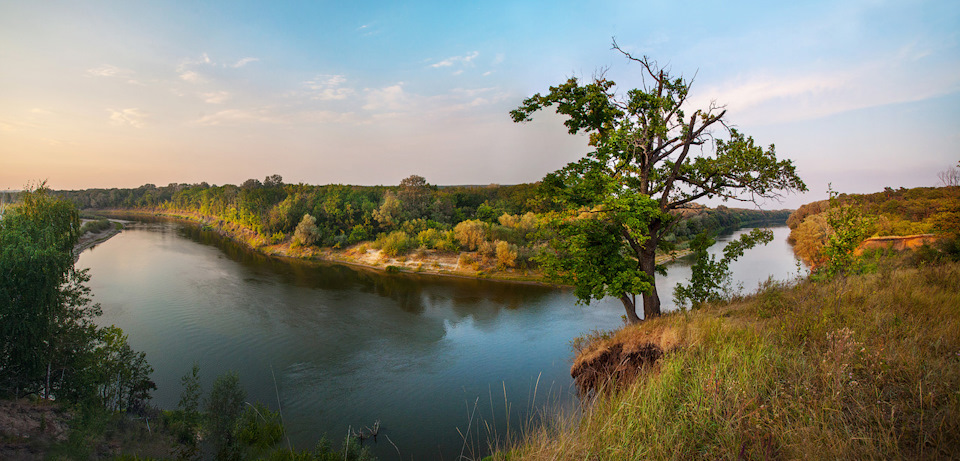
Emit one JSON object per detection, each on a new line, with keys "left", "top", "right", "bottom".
{"left": 57, "top": 175, "right": 791, "bottom": 254}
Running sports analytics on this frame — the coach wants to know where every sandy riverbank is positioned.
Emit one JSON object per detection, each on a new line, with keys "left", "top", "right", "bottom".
{"left": 73, "top": 222, "right": 123, "bottom": 259}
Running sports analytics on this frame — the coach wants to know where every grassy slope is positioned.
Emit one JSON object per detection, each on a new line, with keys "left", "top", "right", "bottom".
{"left": 499, "top": 260, "right": 960, "bottom": 459}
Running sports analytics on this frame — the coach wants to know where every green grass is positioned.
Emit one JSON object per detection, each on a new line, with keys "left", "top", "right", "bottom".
{"left": 496, "top": 259, "right": 960, "bottom": 459}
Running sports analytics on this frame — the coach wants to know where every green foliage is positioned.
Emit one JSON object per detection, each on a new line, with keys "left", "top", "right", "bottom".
{"left": 262, "top": 437, "right": 375, "bottom": 461}
{"left": 0, "top": 184, "right": 153, "bottom": 411}
{"left": 293, "top": 214, "right": 320, "bottom": 247}
{"left": 80, "top": 218, "right": 114, "bottom": 234}
{"left": 513, "top": 47, "right": 805, "bottom": 321}
{"left": 818, "top": 188, "right": 875, "bottom": 279}
{"left": 376, "top": 230, "right": 414, "bottom": 257}
{"left": 206, "top": 371, "right": 247, "bottom": 460}
{"left": 674, "top": 228, "right": 774, "bottom": 309}
{"left": 788, "top": 185, "right": 960, "bottom": 268}
{"left": 90, "top": 325, "right": 156, "bottom": 413}
{"left": 503, "top": 260, "right": 960, "bottom": 459}
{"left": 235, "top": 402, "right": 284, "bottom": 452}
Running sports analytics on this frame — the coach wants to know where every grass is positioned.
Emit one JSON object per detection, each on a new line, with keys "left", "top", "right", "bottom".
{"left": 495, "top": 258, "right": 960, "bottom": 460}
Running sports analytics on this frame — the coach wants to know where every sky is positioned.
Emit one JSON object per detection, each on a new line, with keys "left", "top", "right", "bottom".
{"left": 1, "top": 0, "right": 958, "bottom": 208}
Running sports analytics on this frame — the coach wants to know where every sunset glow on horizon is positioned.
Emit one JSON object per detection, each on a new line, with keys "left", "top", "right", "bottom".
{"left": 2, "top": 0, "right": 958, "bottom": 208}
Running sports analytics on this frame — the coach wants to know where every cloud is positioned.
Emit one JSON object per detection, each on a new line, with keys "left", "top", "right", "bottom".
{"left": 693, "top": 47, "right": 960, "bottom": 125}
{"left": 202, "top": 91, "right": 231, "bottom": 104}
{"left": 363, "top": 83, "right": 409, "bottom": 112}
{"left": 232, "top": 57, "right": 259, "bottom": 68}
{"left": 430, "top": 51, "right": 480, "bottom": 68}
{"left": 87, "top": 65, "right": 133, "bottom": 78}
{"left": 356, "top": 22, "right": 379, "bottom": 36}
{"left": 108, "top": 108, "right": 146, "bottom": 128}
{"left": 302, "top": 74, "right": 354, "bottom": 100}
{"left": 193, "top": 109, "right": 281, "bottom": 126}
{"left": 179, "top": 70, "right": 205, "bottom": 83}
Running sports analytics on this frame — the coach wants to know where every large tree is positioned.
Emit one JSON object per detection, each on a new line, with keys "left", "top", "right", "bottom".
{"left": 512, "top": 45, "right": 806, "bottom": 322}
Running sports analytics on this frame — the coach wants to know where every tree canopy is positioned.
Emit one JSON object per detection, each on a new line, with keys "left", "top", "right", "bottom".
{"left": 514, "top": 44, "right": 806, "bottom": 321}
{"left": 0, "top": 184, "right": 154, "bottom": 408}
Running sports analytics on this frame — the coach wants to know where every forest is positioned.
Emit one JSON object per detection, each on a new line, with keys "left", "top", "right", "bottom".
{"left": 57, "top": 175, "right": 791, "bottom": 271}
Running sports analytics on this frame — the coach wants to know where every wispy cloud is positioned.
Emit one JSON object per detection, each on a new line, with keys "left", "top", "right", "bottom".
{"left": 202, "top": 91, "right": 231, "bottom": 104}
{"left": 87, "top": 64, "right": 133, "bottom": 78}
{"left": 693, "top": 45, "right": 960, "bottom": 125}
{"left": 302, "top": 74, "right": 354, "bottom": 100}
{"left": 108, "top": 108, "right": 146, "bottom": 128}
{"left": 231, "top": 57, "right": 259, "bottom": 68}
{"left": 179, "top": 70, "right": 205, "bottom": 83}
{"left": 356, "top": 22, "right": 379, "bottom": 36}
{"left": 193, "top": 109, "right": 281, "bottom": 126}
{"left": 363, "top": 83, "right": 409, "bottom": 112}
{"left": 430, "top": 51, "right": 479, "bottom": 68}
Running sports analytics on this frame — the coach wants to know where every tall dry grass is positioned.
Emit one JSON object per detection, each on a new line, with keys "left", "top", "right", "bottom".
{"left": 496, "top": 261, "right": 960, "bottom": 460}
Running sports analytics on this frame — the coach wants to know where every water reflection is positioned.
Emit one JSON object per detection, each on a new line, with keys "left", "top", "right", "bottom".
{"left": 79, "top": 218, "right": 801, "bottom": 459}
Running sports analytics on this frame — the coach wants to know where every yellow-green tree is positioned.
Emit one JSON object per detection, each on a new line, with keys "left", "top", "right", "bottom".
{"left": 513, "top": 45, "right": 806, "bottom": 322}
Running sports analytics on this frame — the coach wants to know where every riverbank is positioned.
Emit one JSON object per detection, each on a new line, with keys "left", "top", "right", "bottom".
{"left": 88, "top": 209, "right": 693, "bottom": 284}
{"left": 496, "top": 258, "right": 960, "bottom": 459}
{"left": 73, "top": 221, "right": 123, "bottom": 258}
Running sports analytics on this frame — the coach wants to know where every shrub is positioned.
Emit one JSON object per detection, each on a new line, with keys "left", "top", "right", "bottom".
{"left": 292, "top": 214, "right": 320, "bottom": 247}
{"left": 454, "top": 220, "right": 487, "bottom": 251}
{"left": 347, "top": 224, "right": 370, "bottom": 244}
{"left": 478, "top": 240, "right": 496, "bottom": 257}
{"left": 495, "top": 240, "right": 518, "bottom": 269}
{"left": 434, "top": 230, "right": 460, "bottom": 253}
{"left": 79, "top": 218, "right": 113, "bottom": 235}
{"left": 377, "top": 230, "right": 413, "bottom": 257}
{"left": 417, "top": 228, "right": 443, "bottom": 248}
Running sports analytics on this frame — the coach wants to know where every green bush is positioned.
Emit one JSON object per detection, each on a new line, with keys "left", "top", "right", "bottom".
{"left": 377, "top": 230, "right": 413, "bottom": 257}
{"left": 292, "top": 214, "right": 320, "bottom": 247}
{"left": 80, "top": 218, "right": 113, "bottom": 234}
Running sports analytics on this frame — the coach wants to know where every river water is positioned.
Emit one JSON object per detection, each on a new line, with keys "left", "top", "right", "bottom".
{"left": 76, "top": 219, "right": 803, "bottom": 459}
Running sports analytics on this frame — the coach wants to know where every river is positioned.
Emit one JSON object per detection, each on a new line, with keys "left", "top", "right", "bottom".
{"left": 76, "top": 219, "right": 803, "bottom": 459}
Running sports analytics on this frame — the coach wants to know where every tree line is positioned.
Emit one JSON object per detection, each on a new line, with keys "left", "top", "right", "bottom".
{"left": 57, "top": 176, "right": 788, "bottom": 263}
{"left": 0, "top": 184, "right": 155, "bottom": 411}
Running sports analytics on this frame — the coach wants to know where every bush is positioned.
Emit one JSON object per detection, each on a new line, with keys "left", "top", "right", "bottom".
{"left": 478, "top": 240, "right": 496, "bottom": 257}
{"left": 454, "top": 220, "right": 487, "bottom": 251}
{"left": 292, "top": 214, "right": 320, "bottom": 247}
{"left": 206, "top": 371, "right": 246, "bottom": 460}
{"left": 377, "top": 231, "right": 413, "bottom": 257}
{"left": 434, "top": 230, "right": 460, "bottom": 253}
{"left": 495, "top": 240, "right": 518, "bottom": 269}
{"left": 417, "top": 228, "right": 443, "bottom": 248}
{"left": 80, "top": 218, "right": 113, "bottom": 235}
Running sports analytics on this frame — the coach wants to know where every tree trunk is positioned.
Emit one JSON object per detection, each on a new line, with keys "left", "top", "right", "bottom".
{"left": 639, "top": 237, "right": 662, "bottom": 320}
{"left": 619, "top": 294, "right": 641, "bottom": 323}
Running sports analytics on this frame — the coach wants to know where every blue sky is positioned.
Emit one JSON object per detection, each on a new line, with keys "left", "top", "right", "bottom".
{"left": 1, "top": 0, "right": 958, "bottom": 208}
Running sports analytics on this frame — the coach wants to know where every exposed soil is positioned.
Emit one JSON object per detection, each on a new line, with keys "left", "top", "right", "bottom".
{"left": 0, "top": 399, "right": 71, "bottom": 460}
{"left": 571, "top": 341, "right": 664, "bottom": 398}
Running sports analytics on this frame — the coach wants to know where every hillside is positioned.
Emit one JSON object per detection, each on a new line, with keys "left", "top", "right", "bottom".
{"left": 497, "top": 257, "right": 960, "bottom": 459}
{"left": 495, "top": 187, "right": 960, "bottom": 459}
{"left": 787, "top": 186, "right": 960, "bottom": 267}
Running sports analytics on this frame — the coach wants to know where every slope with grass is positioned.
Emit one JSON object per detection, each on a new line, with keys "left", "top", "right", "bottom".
{"left": 497, "top": 259, "right": 960, "bottom": 459}
{"left": 788, "top": 186, "right": 960, "bottom": 267}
